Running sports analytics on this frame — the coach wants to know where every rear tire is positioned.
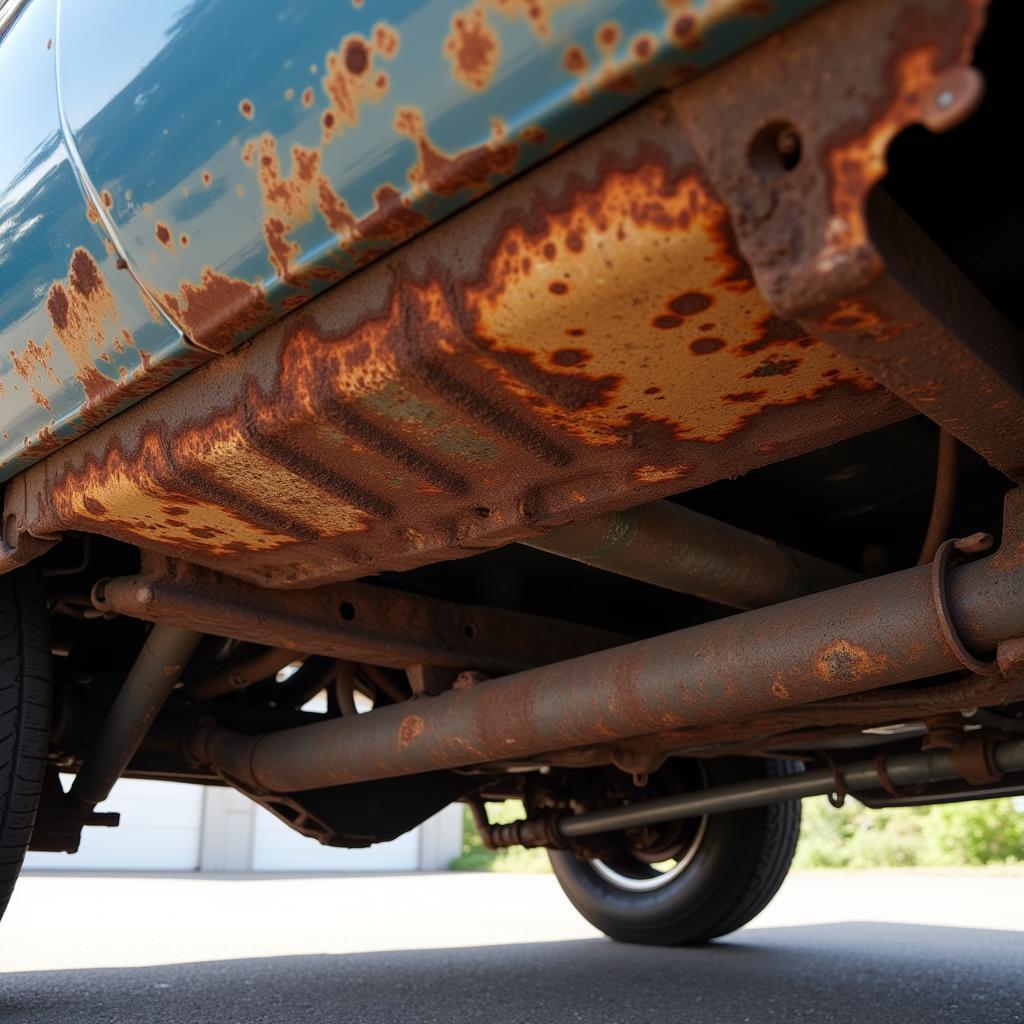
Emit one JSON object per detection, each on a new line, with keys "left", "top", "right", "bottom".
{"left": 548, "top": 758, "right": 801, "bottom": 945}
{"left": 0, "top": 570, "right": 52, "bottom": 924}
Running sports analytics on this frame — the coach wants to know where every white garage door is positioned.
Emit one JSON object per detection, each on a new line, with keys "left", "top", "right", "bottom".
{"left": 251, "top": 804, "right": 420, "bottom": 872}
{"left": 24, "top": 778, "right": 203, "bottom": 872}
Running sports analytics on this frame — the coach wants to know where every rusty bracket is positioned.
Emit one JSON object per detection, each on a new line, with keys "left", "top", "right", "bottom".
{"left": 93, "top": 553, "right": 626, "bottom": 676}
{"left": 675, "top": 0, "right": 1024, "bottom": 482}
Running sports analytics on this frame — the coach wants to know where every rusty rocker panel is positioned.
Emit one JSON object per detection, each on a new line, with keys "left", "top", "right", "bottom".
{"left": 0, "top": 90, "right": 907, "bottom": 587}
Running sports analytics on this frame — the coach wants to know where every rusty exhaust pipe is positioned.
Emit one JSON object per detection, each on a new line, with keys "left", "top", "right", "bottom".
{"left": 186, "top": 495, "right": 1024, "bottom": 795}
{"left": 525, "top": 499, "right": 858, "bottom": 609}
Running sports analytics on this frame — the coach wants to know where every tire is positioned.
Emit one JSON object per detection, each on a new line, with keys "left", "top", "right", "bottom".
{"left": 0, "top": 570, "right": 53, "bottom": 924}
{"left": 548, "top": 758, "right": 801, "bottom": 945}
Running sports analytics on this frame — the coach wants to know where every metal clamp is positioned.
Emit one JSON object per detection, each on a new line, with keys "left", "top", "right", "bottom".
{"left": 930, "top": 536, "right": 1000, "bottom": 675}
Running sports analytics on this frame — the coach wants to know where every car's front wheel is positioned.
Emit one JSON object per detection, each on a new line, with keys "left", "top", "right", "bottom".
{"left": 548, "top": 758, "right": 801, "bottom": 945}
{"left": 0, "top": 569, "right": 52, "bottom": 924}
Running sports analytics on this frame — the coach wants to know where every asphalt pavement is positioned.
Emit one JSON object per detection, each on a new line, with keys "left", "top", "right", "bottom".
{"left": 2, "top": 870, "right": 1022, "bottom": 1023}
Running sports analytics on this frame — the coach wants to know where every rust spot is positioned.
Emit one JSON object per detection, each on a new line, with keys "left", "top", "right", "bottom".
{"left": 163, "top": 269, "right": 274, "bottom": 354}
{"left": 180, "top": 234, "right": 190, "bottom": 247}
{"left": 302, "top": 87, "right": 314, "bottom": 107}
{"left": 398, "top": 714, "right": 425, "bottom": 748}
{"left": 815, "top": 640, "right": 892, "bottom": 685}
{"left": 653, "top": 315, "right": 681, "bottom": 330}
{"left": 239, "top": 99, "right": 254, "bottom": 119}
{"left": 521, "top": 125, "right": 547, "bottom": 145}
{"left": 597, "top": 22, "right": 620, "bottom": 49}
{"left": 202, "top": 171, "right": 212, "bottom": 187}
{"left": 669, "top": 292, "right": 712, "bottom": 317}
{"left": 321, "top": 24, "right": 399, "bottom": 142}
{"left": 563, "top": 45, "right": 588, "bottom": 73}
{"left": 155, "top": 223, "right": 174, "bottom": 250}
{"left": 741, "top": 313, "right": 812, "bottom": 354}
{"left": 671, "top": 14, "right": 699, "bottom": 47}
{"left": 632, "top": 34, "right": 655, "bottom": 61}
{"left": 100, "top": 190, "right": 113, "bottom": 209}
{"left": 70, "top": 248, "right": 103, "bottom": 299}
{"left": 751, "top": 358, "right": 800, "bottom": 378}
{"left": 82, "top": 496, "right": 106, "bottom": 515}
{"left": 551, "top": 348, "right": 587, "bottom": 367}
{"left": 395, "top": 107, "right": 518, "bottom": 197}
{"left": 445, "top": 6, "right": 500, "bottom": 91}
{"left": 487, "top": 0, "right": 574, "bottom": 38}
{"left": 9, "top": 339, "right": 56, "bottom": 383}
{"left": 690, "top": 337, "right": 725, "bottom": 355}
{"left": 46, "top": 286, "right": 70, "bottom": 332}
{"left": 356, "top": 184, "right": 431, "bottom": 243}
{"left": 345, "top": 38, "right": 369, "bottom": 75}
{"left": 548, "top": 281, "right": 568, "bottom": 295}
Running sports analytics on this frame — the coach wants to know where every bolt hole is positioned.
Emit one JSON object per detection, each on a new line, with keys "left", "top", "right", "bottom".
{"left": 748, "top": 121, "right": 802, "bottom": 178}
{"left": 339, "top": 601, "right": 356, "bottom": 621}
{"left": 463, "top": 623, "right": 476, "bottom": 639}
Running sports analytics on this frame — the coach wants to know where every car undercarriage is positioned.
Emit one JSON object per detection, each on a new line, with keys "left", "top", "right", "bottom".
{"left": 2, "top": 0, "right": 1024, "bottom": 943}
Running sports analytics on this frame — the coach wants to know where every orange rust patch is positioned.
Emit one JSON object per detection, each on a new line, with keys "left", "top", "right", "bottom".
{"left": 445, "top": 5, "right": 501, "bottom": 91}
{"left": 248, "top": 136, "right": 323, "bottom": 283}
{"left": 487, "top": 0, "right": 575, "bottom": 38}
{"left": 814, "top": 640, "right": 893, "bottom": 685}
{"left": 100, "top": 190, "right": 113, "bottom": 208}
{"left": 239, "top": 98, "right": 254, "bottom": 119}
{"left": 466, "top": 160, "right": 878, "bottom": 446}
{"left": 826, "top": 46, "right": 938, "bottom": 251}
{"left": 10, "top": 339, "right": 56, "bottom": 383}
{"left": 155, "top": 222, "right": 174, "bottom": 250}
{"left": 398, "top": 714, "right": 425, "bottom": 748}
{"left": 163, "top": 269, "right": 274, "bottom": 354}
{"left": 320, "top": 23, "right": 400, "bottom": 143}
{"left": 395, "top": 107, "right": 518, "bottom": 197}
{"left": 43, "top": 248, "right": 124, "bottom": 408}
{"left": 563, "top": 45, "right": 588, "bottom": 73}
{"left": 201, "top": 170, "right": 212, "bottom": 186}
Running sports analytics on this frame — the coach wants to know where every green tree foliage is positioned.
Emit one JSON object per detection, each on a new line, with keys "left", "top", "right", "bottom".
{"left": 795, "top": 796, "right": 1024, "bottom": 868}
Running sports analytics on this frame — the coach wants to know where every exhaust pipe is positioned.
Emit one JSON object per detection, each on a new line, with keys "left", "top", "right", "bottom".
{"left": 186, "top": 494, "right": 1024, "bottom": 794}
{"left": 525, "top": 499, "right": 858, "bottom": 609}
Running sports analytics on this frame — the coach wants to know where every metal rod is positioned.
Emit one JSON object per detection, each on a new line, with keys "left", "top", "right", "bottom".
{"left": 68, "top": 624, "right": 202, "bottom": 816}
{"left": 525, "top": 499, "right": 859, "bottom": 610}
{"left": 187, "top": 504, "right": 1024, "bottom": 794}
{"left": 558, "top": 738, "right": 1024, "bottom": 837}
{"left": 917, "top": 429, "right": 960, "bottom": 566}
{"left": 186, "top": 647, "right": 298, "bottom": 701}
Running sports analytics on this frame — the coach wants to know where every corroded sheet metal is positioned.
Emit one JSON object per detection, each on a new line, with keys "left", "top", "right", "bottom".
{"left": 1, "top": 0, "right": 830, "bottom": 479}
{"left": 0, "top": 0, "right": 203, "bottom": 478}
{"left": 1, "top": 97, "right": 904, "bottom": 586}
{"left": 675, "top": 0, "right": 1023, "bottom": 478}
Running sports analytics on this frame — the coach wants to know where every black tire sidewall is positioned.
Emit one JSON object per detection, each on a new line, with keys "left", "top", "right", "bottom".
{"left": 0, "top": 569, "right": 53, "bottom": 923}
{"left": 548, "top": 758, "right": 798, "bottom": 945}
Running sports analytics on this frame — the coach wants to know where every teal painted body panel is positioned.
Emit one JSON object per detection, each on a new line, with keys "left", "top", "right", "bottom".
{"left": 0, "top": 0, "right": 829, "bottom": 481}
